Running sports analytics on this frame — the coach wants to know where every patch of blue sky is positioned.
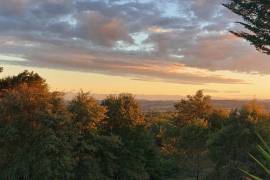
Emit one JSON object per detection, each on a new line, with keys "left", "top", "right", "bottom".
{"left": 137, "top": 0, "right": 155, "bottom": 4}
{"left": 157, "top": 0, "right": 196, "bottom": 21}
{"left": 110, "top": 0, "right": 128, "bottom": 5}
{"left": 113, "top": 32, "right": 155, "bottom": 52}
{"left": 109, "top": 0, "right": 153, "bottom": 5}
{"left": 59, "top": 14, "right": 77, "bottom": 27}
{"left": 158, "top": 1, "right": 181, "bottom": 18}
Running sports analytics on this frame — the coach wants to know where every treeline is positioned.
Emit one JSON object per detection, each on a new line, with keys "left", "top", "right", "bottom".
{"left": 0, "top": 71, "right": 270, "bottom": 179}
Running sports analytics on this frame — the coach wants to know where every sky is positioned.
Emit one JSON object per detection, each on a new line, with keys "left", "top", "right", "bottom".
{"left": 0, "top": 0, "right": 269, "bottom": 100}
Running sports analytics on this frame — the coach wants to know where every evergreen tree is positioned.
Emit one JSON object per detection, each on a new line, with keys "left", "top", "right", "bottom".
{"left": 225, "top": 0, "right": 270, "bottom": 55}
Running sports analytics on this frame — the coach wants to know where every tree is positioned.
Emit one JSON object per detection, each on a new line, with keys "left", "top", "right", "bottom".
{"left": 0, "top": 70, "right": 47, "bottom": 97}
{"left": 208, "top": 109, "right": 229, "bottom": 131}
{"left": 242, "top": 99, "right": 267, "bottom": 121}
{"left": 159, "top": 91, "right": 215, "bottom": 179}
{"left": 225, "top": 0, "right": 270, "bottom": 55}
{"left": 101, "top": 94, "right": 163, "bottom": 180}
{"left": 175, "top": 124, "right": 211, "bottom": 180}
{"left": 241, "top": 133, "right": 270, "bottom": 180}
{"left": 101, "top": 93, "right": 144, "bottom": 133}
{"left": 0, "top": 75, "right": 73, "bottom": 179}
{"left": 68, "top": 92, "right": 121, "bottom": 180}
{"left": 174, "top": 90, "right": 213, "bottom": 125}
{"left": 68, "top": 92, "right": 106, "bottom": 133}
{"left": 207, "top": 108, "right": 265, "bottom": 179}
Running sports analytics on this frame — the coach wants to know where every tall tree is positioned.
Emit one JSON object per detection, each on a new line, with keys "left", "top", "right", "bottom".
{"left": 174, "top": 90, "right": 213, "bottom": 125}
{"left": 0, "top": 74, "right": 73, "bottom": 179}
{"left": 68, "top": 92, "right": 121, "bottom": 180}
{"left": 101, "top": 93, "right": 144, "bottom": 133}
{"left": 101, "top": 94, "right": 163, "bottom": 180}
{"left": 68, "top": 92, "right": 106, "bottom": 133}
{"left": 225, "top": 0, "right": 270, "bottom": 55}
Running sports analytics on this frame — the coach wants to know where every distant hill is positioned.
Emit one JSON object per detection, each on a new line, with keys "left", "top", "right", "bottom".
{"left": 138, "top": 99, "right": 270, "bottom": 112}
{"left": 64, "top": 92, "right": 270, "bottom": 112}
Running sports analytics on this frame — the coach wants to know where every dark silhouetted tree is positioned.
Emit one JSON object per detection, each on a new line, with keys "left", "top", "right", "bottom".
{"left": 0, "top": 70, "right": 46, "bottom": 92}
{"left": 225, "top": 0, "right": 270, "bottom": 55}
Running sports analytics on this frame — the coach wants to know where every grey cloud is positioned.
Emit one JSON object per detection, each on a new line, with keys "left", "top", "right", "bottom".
{"left": 190, "top": 0, "right": 223, "bottom": 20}
{"left": 75, "top": 11, "right": 133, "bottom": 47}
{"left": 0, "top": 0, "right": 268, "bottom": 84}
{"left": 0, "top": 0, "right": 30, "bottom": 16}
{"left": 9, "top": 52, "right": 246, "bottom": 85}
{"left": 180, "top": 33, "right": 270, "bottom": 73}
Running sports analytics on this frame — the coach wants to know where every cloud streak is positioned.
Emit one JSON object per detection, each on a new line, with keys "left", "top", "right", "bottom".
{"left": 0, "top": 0, "right": 267, "bottom": 85}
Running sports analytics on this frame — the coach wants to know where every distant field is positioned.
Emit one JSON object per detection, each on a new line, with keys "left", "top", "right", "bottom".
{"left": 138, "top": 99, "right": 270, "bottom": 112}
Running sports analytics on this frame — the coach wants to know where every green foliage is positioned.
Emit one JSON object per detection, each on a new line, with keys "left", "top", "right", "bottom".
{"left": 208, "top": 109, "right": 229, "bottom": 131}
{"left": 175, "top": 124, "right": 212, "bottom": 179}
{"left": 241, "top": 133, "right": 270, "bottom": 180}
{"left": 101, "top": 94, "right": 163, "bottom": 180}
{"left": 68, "top": 91, "right": 106, "bottom": 133}
{"left": 0, "top": 70, "right": 47, "bottom": 91}
{"left": 0, "top": 77, "right": 73, "bottom": 179}
{"left": 225, "top": 0, "right": 270, "bottom": 55}
{"left": 160, "top": 91, "right": 215, "bottom": 179}
{"left": 174, "top": 90, "right": 213, "bottom": 124}
{"left": 68, "top": 92, "right": 122, "bottom": 180}
{"left": 2, "top": 71, "right": 270, "bottom": 180}
{"left": 101, "top": 94, "right": 144, "bottom": 131}
{"left": 207, "top": 107, "right": 269, "bottom": 179}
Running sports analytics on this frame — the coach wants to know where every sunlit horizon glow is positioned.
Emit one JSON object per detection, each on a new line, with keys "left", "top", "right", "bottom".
{"left": 0, "top": 0, "right": 269, "bottom": 100}
{"left": 2, "top": 63, "right": 270, "bottom": 100}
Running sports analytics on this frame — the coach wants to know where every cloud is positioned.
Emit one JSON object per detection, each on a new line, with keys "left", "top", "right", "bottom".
{"left": 0, "top": 0, "right": 268, "bottom": 85}
{"left": 1, "top": 48, "right": 245, "bottom": 85}
{"left": 0, "top": 0, "right": 30, "bottom": 15}
{"left": 75, "top": 11, "right": 133, "bottom": 46}
{"left": 180, "top": 33, "right": 270, "bottom": 73}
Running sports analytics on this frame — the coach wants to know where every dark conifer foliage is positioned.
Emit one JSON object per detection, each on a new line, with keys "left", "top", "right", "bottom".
{"left": 0, "top": 70, "right": 46, "bottom": 91}
{"left": 224, "top": 0, "right": 270, "bottom": 55}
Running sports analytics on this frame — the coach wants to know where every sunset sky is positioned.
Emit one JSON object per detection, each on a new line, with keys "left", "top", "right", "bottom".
{"left": 0, "top": 0, "right": 269, "bottom": 99}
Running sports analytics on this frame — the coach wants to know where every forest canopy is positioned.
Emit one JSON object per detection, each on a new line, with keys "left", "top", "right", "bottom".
{"left": 0, "top": 70, "right": 270, "bottom": 179}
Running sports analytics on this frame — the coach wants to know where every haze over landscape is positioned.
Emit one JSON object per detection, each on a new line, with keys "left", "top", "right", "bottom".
{"left": 0, "top": 0, "right": 269, "bottom": 100}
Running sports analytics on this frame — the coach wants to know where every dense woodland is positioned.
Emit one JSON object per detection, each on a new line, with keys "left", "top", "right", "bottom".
{"left": 0, "top": 70, "right": 270, "bottom": 180}
{"left": 0, "top": 0, "right": 269, "bottom": 179}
